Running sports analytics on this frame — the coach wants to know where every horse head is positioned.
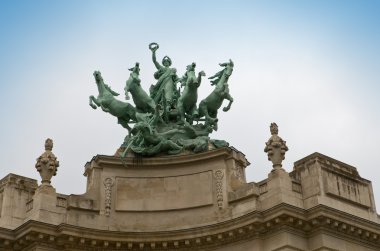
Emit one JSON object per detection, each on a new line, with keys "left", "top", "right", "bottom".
{"left": 209, "top": 59, "right": 234, "bottom": 86}
{"left": 220, "top": 59, "right": 234, "bottom": 77}
{"left": 180, "top": 63, "right": 197, "bottom": 87}
{"left": 93, "top": 70, "right": 119, "bottom": 97}
{"left": 128, "top": 62, "right": 140, "bottom": 78}
{"left": 93, "top": 70, "right": 103, "bottom": 84}
{"left": 125, "top": 63, "right": 141, "bottom": 100}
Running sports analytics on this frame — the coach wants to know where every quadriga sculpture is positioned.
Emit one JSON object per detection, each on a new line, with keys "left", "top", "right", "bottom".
{"left": 90, "top": 43, "right": 234, "bottom": 156}
{"left": 89, "top": 71, "right": 136, "bottom": 132}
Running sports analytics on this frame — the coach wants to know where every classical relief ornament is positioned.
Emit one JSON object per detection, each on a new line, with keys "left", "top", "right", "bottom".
{"left": 103, "top": 177, "right": 114, "bottom": 216}
{"left": 214, "top": 170, "right": 224, "bottom": 209}
{"left": 232, "top": 163, "right": 244, "bottom": 181}
{"left": 35, "top": 138, "right": 59, "bottom": 186}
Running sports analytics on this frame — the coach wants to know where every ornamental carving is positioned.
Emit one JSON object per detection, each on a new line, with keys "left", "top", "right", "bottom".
{"left": 214, "top": 170, "right": 224, "bottom": 209}
{"left": 232, "top": 163, "right": 244, "bottom": 182}
{"left": 264, "top": 123, "right": 288, "bottom": 170}
{"left": 103, "top": 177, "right": 114, "bottom": 216}
{"left": 35, "top": 138, "right": 59, "bottom": 186}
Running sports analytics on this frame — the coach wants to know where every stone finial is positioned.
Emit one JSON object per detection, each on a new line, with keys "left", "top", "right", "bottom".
{"left": 44, "top": 138, "right": 53, "bottom": 151}
{"left": 35, "top": 138, "right": 59, "bottom": 186}
{"left": 264, "top": 123, "right": 289, "bottom": 170}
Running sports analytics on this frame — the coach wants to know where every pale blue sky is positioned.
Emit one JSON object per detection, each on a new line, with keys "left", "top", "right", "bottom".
{"left": 1, "top": 1, "right": 380, "bottom": 208}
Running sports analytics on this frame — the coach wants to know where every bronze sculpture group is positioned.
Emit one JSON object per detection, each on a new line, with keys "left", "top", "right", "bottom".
{"left": 89, "top": 43, "right": 234, "bottom": 156}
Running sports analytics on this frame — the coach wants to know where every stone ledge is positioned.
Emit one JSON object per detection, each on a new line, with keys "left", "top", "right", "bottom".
{"left": 294, "top": 152, "right": 362, "bottom": 180}
{"left": 66, "top": 195, "right": 98, "bottom": 212}
{"left": 84, "top": 147, "right": 247, "bottom": 172}
{"left": 228, "top": 182, "right": 259, "bottom": 203}
{"left": 1, "top": 204, "right": 379, "bottom": 250}
{"left": 0, "top": 173, "right": 37, "bottom": 191}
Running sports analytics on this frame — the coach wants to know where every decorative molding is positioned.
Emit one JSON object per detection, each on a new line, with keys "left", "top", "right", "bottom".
{"left": 214, "top": 170, "right": 224, "bottom": 209}
{"left": 1, "top": 206, "right": 379, "bottom": 251}
{"left": 232, "top": 163, "right": 244, "bottom": 182}
{"left": 88, "top": 147, "right": 244, "bottom": 168}
{"left": 103, "top": 177, "right": 114, "bottom": 216}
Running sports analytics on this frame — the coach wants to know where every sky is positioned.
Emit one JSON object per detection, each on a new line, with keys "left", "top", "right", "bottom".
{"left": 0, "top": 1, "right": 379, "bottom": 209}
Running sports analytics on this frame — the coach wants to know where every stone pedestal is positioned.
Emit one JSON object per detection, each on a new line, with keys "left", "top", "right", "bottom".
{"left": 26, "top": 185, "right": 65, "bottom": 225}
{"left": 260, "top": 168, "right": 303, "bottom": 210}
{"left": 74, "top": 147, "right": 249, "bottom": 231}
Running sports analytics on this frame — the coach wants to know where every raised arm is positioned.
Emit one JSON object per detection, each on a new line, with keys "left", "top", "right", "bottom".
{"left": 149, "top": 42, "right": 161, "bottom": 70}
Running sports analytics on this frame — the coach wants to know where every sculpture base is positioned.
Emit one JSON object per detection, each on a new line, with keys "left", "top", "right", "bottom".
{"left": 79, "top": 147, "right": 249, "bottom": 231}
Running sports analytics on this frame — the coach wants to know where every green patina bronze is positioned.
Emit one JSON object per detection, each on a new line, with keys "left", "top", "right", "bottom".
{"left": 124, "top": 62, "right": 156, "bottom": 114}
{"left": 198, "top": 59, "right": 234, "bottom": 131}
{"left": 148, "top": 42, "right": 180, "bottom": 112}
{"left": 89, "top": 71, "right": 136, "bottom": 132}
{"left": 177, "top": 62, "right": 205, "bottom": 124}
{"left": 89, "top": 43, "right": 234, "bottom": 156}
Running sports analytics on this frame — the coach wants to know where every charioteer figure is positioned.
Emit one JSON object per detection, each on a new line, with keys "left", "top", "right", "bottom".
{"left": 149, "top": 42, "right": 180, "bottom": 113}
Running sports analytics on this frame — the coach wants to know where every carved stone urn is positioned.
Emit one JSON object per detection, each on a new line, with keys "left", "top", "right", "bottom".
{"left": 264, "top": 123, "right": 288, "bottom": 170}
{"left": 35, "top": 138, "right": 59, "bottom": 186}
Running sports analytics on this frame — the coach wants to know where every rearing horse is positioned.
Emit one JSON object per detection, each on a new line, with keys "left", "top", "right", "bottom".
{"left": 198, "top": 59, "right": 234, "bottom": 131}
{"left": 89, "top": 71, "right": 136, "bottom": 132}
{"left": 124, "top": 63, "right": 156, "bottom": 114}
{"left": 177, "top": 62, "right": 205, "bottom": 124}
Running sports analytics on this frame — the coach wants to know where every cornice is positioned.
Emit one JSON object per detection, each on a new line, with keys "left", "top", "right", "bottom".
{"left": 84, "top": 147, "right": 248, "bottom": 170}
{"left": 1, "top": 204, "right": 379, "bottom": 250}
{"left": 293, "top": 152, "right": 364, "bottom": 179}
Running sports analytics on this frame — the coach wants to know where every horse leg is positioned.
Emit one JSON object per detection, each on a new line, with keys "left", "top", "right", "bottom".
{"left": 187, "top": 105, "right": 197, "bottom": 124}
{"left": 118, "top": 118, "right": 132, "bottom": 133}
{"left": 223, "top": 93, "right": 234, "bottom": 112}
{"left": 213, "top": 120, "right": 219, "bottom": 131}
{"left": 101, "top": 106, "right": 110, "bottom": 113}
{"left": 199, "top": 101, "right": 217, "bottom": 126}
{"left": 89, "top": 96, "right": 100, "bottom": 109}
{"left": 209, "top": 110, "right": 219, "bottom": 131}
{"left": 176, "top": 100, "right": 186, "bottom": 124}
{"left": 198, "top": 101, "right": 209, "bottom": 121}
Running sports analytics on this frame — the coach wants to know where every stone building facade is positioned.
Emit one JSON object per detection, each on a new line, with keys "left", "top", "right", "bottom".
{"left": 0, "top": 145, "right": 379, "bottom": 250}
